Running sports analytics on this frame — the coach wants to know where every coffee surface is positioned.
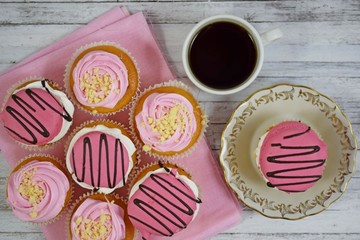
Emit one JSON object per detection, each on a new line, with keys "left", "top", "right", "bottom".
{"left": 189, "top": 21, "right": 258, "bottom": 89}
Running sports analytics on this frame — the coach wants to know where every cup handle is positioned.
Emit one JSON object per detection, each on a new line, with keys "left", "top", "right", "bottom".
{"left": 261, "top": 28, "right": 283, "bottom": 46}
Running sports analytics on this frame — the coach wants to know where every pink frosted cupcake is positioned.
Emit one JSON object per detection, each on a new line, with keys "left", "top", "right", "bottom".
{"left": 6, "top": 155, "right": 72, "bottom": 224}
{"left": 65, "top": 42, "right": 139, "bottom": 115}
{"left": 256, "top": 121, "right": 327, "bottom": 193}
{"left": 130, "top": 81, "right": 207, "bottom": 159}
{"left": 127, "top": 162, "right": 201, "bottom": 239}
{"left": 0, "top": 78, "right": 74, "bottom": 148}
{"left": 69, "top": 193, "right": 135, "bottom": 240}
{"left": 66, "top": 120, "right": 137, "bottom": 194}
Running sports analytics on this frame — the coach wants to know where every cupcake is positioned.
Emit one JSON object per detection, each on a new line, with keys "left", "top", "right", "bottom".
{"left": 0, "top": 78, "right": 74, "bottom": 148}
{"left": 69, "top": 193, "right": 135, "bottom": 240}
{"left": 6, "top": 155, "right": 72, "bottom": 224}
{"left": 256, "top": 121, "right": 327, "bottom": 193}
{"left": 127, "top": 162, "right": 201, "bottom": 239}
{"left": 130, "top": 81, "right": 207, "bottom": 159}
{"left": 66, "top": 120, "right": 137, "bottom": 194}
{"left": 65, "top": 42, "right": 139, "bottom": 115}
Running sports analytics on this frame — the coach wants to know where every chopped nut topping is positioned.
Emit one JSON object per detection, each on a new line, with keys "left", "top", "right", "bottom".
{"left": 19, "top": 167, "right": 45, "bottom": 219}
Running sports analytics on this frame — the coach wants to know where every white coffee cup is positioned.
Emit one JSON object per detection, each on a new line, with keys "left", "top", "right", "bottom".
{"left": 182, "top": 15, "right": 282, "bottom": 95}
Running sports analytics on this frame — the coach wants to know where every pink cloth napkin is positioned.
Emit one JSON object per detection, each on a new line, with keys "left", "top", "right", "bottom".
{"left": 0, "top": 7, "right": 242, "bottom": 240}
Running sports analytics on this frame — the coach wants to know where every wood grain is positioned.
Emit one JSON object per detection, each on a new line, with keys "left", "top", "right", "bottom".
{"left": 0, "top": 0, "right": 359, "bottom": 239}
{"left": 0, "top": 1, "right": 358, "bottom": 25}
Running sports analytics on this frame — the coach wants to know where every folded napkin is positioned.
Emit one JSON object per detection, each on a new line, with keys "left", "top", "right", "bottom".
{"left": 0, "top": 7, "right": 242, "bottom": 240}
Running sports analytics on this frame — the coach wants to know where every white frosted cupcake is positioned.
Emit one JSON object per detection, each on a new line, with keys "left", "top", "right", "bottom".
{"left": 66, "top": 120, "right": 137, "bottom": 194}
{"left": 0, "top": 78, "right": 74, "bottom": 149}
{"left": 127, "top": 162, "right": 201, "bottom": 239}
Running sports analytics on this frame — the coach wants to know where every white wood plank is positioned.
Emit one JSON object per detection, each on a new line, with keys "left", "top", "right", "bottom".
{"left": 0, "top": 178, "right": 10, "bottom": 210}
{"left": 216, "top": 208, "right": 360, "bottom": 234}
{"left": 0, "top": 1, "right": 359, "bottom": 25}
{"left": 0, "top": 158, "right": 10, "bottom": 179}
{"left": 0, "top": 210, "right": 42, "bottom": 232}
{"left": 212, "top": 233, "right": 360, "bottom": 240}
{"left": 1, "top": 22, "right": 360, "bottom": 64}
{"left": 24, "top": 0, "right": 205, "bottom": 2}
{"left": 2, "top": 21, "right": 360, "bottom": 46}
{"left": 32, "top": 0, "right": 115, "bottom": 1}
{"left": 0, "top": 233, "right": 44, "bottom": 240}
{"left": 0, "top": 0, "right": 24, "bottom": 2}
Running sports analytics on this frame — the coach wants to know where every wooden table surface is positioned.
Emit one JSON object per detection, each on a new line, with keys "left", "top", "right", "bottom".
{"left": 0, "top": 1, "right": 359, "bottom": 239}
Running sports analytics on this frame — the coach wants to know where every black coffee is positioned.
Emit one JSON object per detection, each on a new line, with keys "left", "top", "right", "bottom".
{"left": 189, "top": 21, "right": 258, "bottom": 89}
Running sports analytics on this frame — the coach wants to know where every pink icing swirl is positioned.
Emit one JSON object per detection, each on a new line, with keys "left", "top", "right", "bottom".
{"left": 72, "top": 50, "right": 129, "bottom": 108}
{"left": 135, "top": 93, "right": 197, "bottom": 152}
{"left": 70, "top": 197, "right": 126, "bottom": 240}
{"left": 7, "top": 160, "right": 70, "bottom": 222}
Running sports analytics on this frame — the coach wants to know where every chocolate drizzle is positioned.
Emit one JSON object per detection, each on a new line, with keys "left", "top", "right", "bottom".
{"left": 71, "top": 133, "right": 127, "bottom": 189}
{"left": 129, "top": 168, "right": 201, "bottom": 239}
{"left": 266, "top": 127, "right": 326, "bottom": 192}
{"left": 3, "top": 80, "right": 72, "bottom": 144}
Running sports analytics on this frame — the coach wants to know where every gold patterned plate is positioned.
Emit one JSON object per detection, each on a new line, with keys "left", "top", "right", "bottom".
{"left": 220, "top": 84, "right": 357, "bottom": 219}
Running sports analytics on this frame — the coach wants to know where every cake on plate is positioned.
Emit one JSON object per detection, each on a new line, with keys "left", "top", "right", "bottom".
{"left": 256, "top": 121, "right": 327, "bottom": 193}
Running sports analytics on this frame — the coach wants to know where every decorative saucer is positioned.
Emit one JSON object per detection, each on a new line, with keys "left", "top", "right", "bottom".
{"left": 220, "top": 84, "right": 357, "bottom": 219}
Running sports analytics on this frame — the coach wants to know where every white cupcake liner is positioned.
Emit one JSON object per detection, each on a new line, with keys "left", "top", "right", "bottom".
{"left": 64, "top": 119, "right": 141, "bottom": 194}
{"left": 1, "top": 76, "right": 74, "bottom": 151}
{"left": 129, "top": 80, "right": 208, "bottom": 161}
{"left": 6, "top": 154, "right": 74, "bottom": 226}
{"left": 64, "top": 41, "right": 141, "bottom": 116}
{"left": 66, "top": 191, "right": 137, "bottom": 240}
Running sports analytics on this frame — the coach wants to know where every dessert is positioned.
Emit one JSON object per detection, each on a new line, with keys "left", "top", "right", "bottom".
{"left": 66, "top": 120, "right": 136, "bottom": 194}
{"left": 127, "top": 162, "right": 201, "bottom": 239}
{"left": 69, "top": 193, "right": 135, "bottom": 240}
{"left": 131, "top": 81, "right": 206, "bottom": 159}
{"left": 6, "top": 155, "right": 71, "bottom": 223}
{"left": 256, "top": 121, "right": 327, "bottom": 193}
{"left": 0, "top": 79, "right": 74, "bottom": 148}
{"left": 65, "top": 42, "right": 139, "bottom": 115}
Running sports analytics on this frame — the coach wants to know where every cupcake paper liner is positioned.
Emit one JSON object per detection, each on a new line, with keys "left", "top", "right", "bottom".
{"left": 6, "top": 154, "right": 74, "bottom": 226}
{"left": 64, "top": 41, "right": 141, "bottom": 116}
{"left": 1, "top": 76, "right": 74, "bottom": 151}
{"left": 66, "top": 191, "right": 138, "bottom": 240}
{"left": 129, "top": 80, "right": 208, "bottom": 161}
{"left": 64, "top": 119, "right": 141, "bottom": 194}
